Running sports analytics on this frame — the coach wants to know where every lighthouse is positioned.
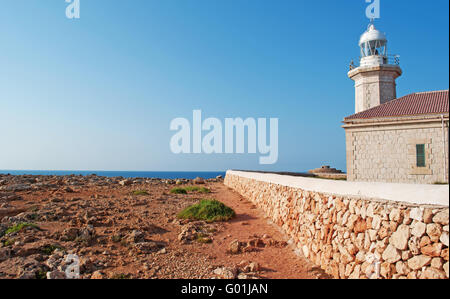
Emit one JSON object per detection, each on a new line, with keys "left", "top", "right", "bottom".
{"left": 348, "top": 23, "right": 402, "bottom": 113}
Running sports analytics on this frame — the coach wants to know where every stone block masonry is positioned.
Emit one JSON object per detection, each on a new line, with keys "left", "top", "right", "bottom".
{"left": 225, "top": 171, "right": 449, "bottom": 279}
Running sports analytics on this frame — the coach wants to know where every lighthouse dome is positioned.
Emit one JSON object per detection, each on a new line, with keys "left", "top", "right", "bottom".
{"left": 359, "top": 24, "right": 387, "bottom": 46}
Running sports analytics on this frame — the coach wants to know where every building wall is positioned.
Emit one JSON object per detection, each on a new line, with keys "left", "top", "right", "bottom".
{"left": 224, "top": 171, "right": 449, "bottom": 279}
{"left": 348, "top": 66, "right": 401, "bottom": 113}
{"left": 345, "top": 120, "right": 449, "bottom": 184}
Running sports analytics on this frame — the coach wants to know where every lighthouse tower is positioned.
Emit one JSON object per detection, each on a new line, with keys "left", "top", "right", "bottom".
{"left": 348, "top": 23, "right": 402, "bottom": 113}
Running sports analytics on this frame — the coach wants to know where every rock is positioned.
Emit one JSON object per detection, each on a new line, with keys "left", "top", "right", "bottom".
{"left": 431, "top": 257, "right": 444, "bottom": 270}
{"left": 248, "top": 262, "right": 260, "bottom": 272}
{"left": 440, "top": 231, "right": 449, "bottom": 247}
{"left": 353, "top": 218, "right": 367, "bottom": 234}
{"left": 380, "top": 262, "right": 394, "bottom": 279}
{"left": 0, "top": 184, "right": 31, "bottom": 192}
{"left": 119, "top": 179, "right": 132, "bottom": 186}
{"left": 395, "top": 261, "right": 408, "bottom": 275}
{"left": 133, "top": 241, "right": 161, "bottom": 254}
{"left": 128, "top": 230, "right": 145, "bottom": 244}
{"left": 213, "top": 267, "right": 237, "bottom": 279}
{"left": 441, "top": 248, "right": 449, "bottom": 261}
{"left": 355, "top": 251, "right": 366, "bottom": 263}
{"left": 411, "top": 221, "right": 426, "bottom": 238}
{"left": 348, "top": 264, "right": 361, "bottom": 279}
{"left": 419, "top": 236, "right": 431, "bottom": 248}
{"left": 423, "top": 209, "right": 434, "bottom": 224}
{"left": 421, "top": 243, "right": 443, "bottom": 257}
{"left": 382, "top": 244, "right": 401, "bottom": 263}
{"left": 401, "top": 250, "right": 412, "bottom": 261}
{"left": 426, "top": 223, "right": 442, "bottom": 242}
{"left": 421, "top": 268, "right": 446, "bottom": 279}
{"left": 390, "top": 224, "right": 410, "bottom": 250}
{"left": 46, "top": 270, "right": 66, "bottom": 279}
{"left": 0, "top": 248, "right": 12, "bottom": 262}
{"left": 432, "top": 210, "right": 449, "bottom": 226}
{"left": 408, "top": 255, "right": 432, "bottom": 270}
{"left": 228, "top": 240, "right": 242, "bottom": 254}
{"left": 193, "top": 177, "right": 205, "bottom": 184}
{"left": 78, "top": 225, "right": 95, "bottom": 244}
{"left": 302, "top": 245, "right": 310, "bottom": 258}
{"left": 61, "top": 227, "right": 79, "bottom": 241}
{"left": 389, "top": 209, "right": 403, "bottom": 223}
{"left": 444, "top": 262, "right": 449, "bottom": 278}
{"left": 410, "top": 208, "right": 423, "bottom": 222}
{"left": 237, "top": 273, "right": 249, "bottom": 279}
{"left": 91, "top": 271, "right": 105, "bottom": 279}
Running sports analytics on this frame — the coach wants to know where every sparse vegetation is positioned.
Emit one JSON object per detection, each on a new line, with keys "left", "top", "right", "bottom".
{"left": 2, "top": 223, "right": 39, "bottom": 237}
{"left": 177, "top": 199, "right": 235, "bottom": 222}
{"left": 196, "top": 233, "right": 212, "bottom": 244}
{"left": 2, "top": 239, "right": 15, "bottom": 247}
{"left": 184, "top": 186, "right": 211, "bottom": 193}
{"left": 170, "top": 187, "right": 188, "bottom": 194}
{"left": 41, "top": 244, "right": 65, "bottom": 255}
{"left": 170, "top": 186, "right": 211, "bottom": 194}
{"left": 35, "top": 270, "right": 47, "bottom": 280}
{"left": 111, "top": 234, "right": 122, "bottom": 243}
{"left": 132, "top": 190, "right": 149, "bottom": 196}
{"left": 110, "top": 273, "right": 131, "bottom": 279}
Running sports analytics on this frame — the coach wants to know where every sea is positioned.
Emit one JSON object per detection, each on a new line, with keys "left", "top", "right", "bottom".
{"left": 0, "top": 170, "right": 226, "bottom": 180}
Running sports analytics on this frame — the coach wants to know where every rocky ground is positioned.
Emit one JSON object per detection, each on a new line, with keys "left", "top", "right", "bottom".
{"left": 0, "top": 174, "right": 329, "bottom": 279}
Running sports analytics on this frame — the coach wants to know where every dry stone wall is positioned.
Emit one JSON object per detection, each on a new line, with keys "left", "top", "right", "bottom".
{"left": 225, "top": 173, "right": 449, "bottom": 279}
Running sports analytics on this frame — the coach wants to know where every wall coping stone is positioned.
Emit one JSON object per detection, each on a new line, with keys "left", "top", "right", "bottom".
{"left": 226, "top": 170, "right": 449, "bottom": 207}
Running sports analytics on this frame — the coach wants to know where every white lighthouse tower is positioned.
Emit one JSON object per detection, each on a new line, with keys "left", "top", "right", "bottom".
{"left": 348, "top": 23, "right": 402, "bottom": 113}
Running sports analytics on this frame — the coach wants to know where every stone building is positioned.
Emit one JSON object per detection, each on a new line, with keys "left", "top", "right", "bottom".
{"left": 343, "top": 24, "right": 449, "bottom": 184}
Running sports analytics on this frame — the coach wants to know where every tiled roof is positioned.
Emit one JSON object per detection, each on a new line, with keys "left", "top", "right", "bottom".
{"left": 345, "top": 90, "right": 449, "bottom": 120}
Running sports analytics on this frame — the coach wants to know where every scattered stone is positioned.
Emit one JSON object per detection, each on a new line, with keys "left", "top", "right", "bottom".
{"left": 46, "top": 270, "right": 66, "bottom": 279}
{"left": 91, "top": 271, "right": 105, "bottom": 279}
{"left": 213, "top": 267, "right": 237, "bottom": 279}
{"left": 228, "top": 239, "right": 242, "bottom": 255}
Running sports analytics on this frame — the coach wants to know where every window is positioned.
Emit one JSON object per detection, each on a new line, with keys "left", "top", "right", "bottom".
{"left": 416, "top": 144, "right": 426, "bottom": 167}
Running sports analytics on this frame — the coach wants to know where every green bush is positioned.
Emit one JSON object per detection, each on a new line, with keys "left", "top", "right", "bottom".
{"left": 170, "top": 186, "right": 211, "bottom": 194}
{"left": 177, "top": 199, "right": 235, "bottom": 222}
{"left": 184, "top": 186, "right": 211, "bottom": 193}
{"left": 170, "top": 187, "right": 188, "bottom": 194}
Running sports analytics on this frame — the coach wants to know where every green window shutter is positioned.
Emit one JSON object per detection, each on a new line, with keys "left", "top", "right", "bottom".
{"left": 416, "top": 144, "right": 426, "bottom": 167}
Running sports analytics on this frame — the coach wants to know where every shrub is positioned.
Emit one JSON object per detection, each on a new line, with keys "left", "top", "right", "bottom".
{"left": 184, "top": 186, "right": 211, "bottom": 194}
{"left": 177, "top": 199, "right": 235, "bottom": 222}
{"left": 170, "top": 188, "right": 188, "bottom": 194}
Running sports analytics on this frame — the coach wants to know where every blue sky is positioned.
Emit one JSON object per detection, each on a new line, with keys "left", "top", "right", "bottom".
{"left": 0, "top": 0, "right": 448, "bottom": 172}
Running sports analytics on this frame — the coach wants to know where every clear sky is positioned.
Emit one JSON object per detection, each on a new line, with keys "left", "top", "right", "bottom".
{"left": 0, "top": 0, "right": 448, "bottom": 172}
